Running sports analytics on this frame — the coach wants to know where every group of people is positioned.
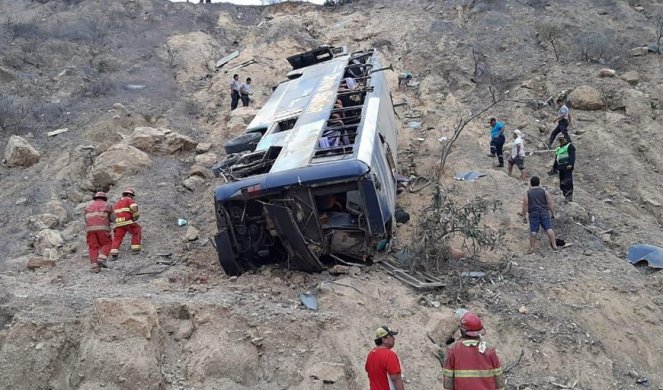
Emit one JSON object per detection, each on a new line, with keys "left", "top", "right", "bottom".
{"left": 230, "top": 73, "right": 252, "bottom": 110}
{"left": 84, "top": 188, "right": 142, "bottom": 273}
{"left": 366, "top": 310, "right": 504, "bottom": 390}
{"left": 487, "top": 97, "right": 577, "bottom": 253}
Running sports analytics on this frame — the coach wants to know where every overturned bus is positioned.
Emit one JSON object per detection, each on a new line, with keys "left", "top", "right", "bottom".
{"left": 213, "top": 45, "right": 399, "bottom": 276}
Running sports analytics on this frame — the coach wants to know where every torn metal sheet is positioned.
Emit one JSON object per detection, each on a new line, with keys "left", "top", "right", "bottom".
{"left": 299, "top": 293, "right": 319, "bottom": 311}
{"left": 461, "top": 271, "right": 486, "bottom": 278}
{"left": 627, "top": 244, "right": 663, "bottom": 269}
{"left": 47, "top": 128, "right": 69, "bottom": 137}
{"left": 454, "top": 171, "right": 487, "bottom": 181}
{"left": 379, "top": 258, "right": 446, "bottom": 289}
{"left": 216, "top": 50, "right": 239, "bottom": 69}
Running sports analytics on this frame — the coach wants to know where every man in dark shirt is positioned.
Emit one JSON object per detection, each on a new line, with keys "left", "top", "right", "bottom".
{"left": 522, "top": 176, "right": 558, "bottom": 253}
{"left": 550, "top": 137, "right": 576, "bottom": 202}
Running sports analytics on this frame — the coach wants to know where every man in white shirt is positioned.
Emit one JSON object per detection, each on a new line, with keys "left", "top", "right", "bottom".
{"left": 547, "top": 97, "right": 572, "bottom": 148}
{"left": 508, "top": 129, "right": 526, "bottom": 180}
{"left": 230, "top": 74, "right": 240, "bottom": 110}
{"left": 239, "top": 77, "right": 252, "bottom": 107}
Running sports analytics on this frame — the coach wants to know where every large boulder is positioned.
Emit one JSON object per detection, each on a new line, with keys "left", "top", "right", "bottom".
{"left": 27, "top": 214, "right": 60, "bottom": 231}
{"left": 3, "top": 135, "right": 40, "bottom": 167}
{"left": 95, "top": 298, "right": 160, "bottom": 339}
{"left": 194, "top": 152, "right": 218, "bottom": 168}
{"left": 45, "top": 200, "right": 69, "bottom": 225}
{"left": 620, "top": 70, "right": 639, "bottom": 85}
{"left": 567, "top": 86, "right": 604, "bottom": 111}
{"left": 34, "top": 229, "right": 64, "bottom": 256}
{"left": 88, "top": 144, "right": 152, "bottom": 190}
{"left": 125, "top": 127, "right": 197, "bottom": 154}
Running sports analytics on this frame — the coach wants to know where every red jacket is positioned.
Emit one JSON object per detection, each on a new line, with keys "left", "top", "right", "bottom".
{"left": 443, "top": 339, "right": 502, "bottom": 390}
{"left": 113, "top": 196, "right": 140, "bottom": 227}
{"left": 84, "top": 199, "right": 113, "bottom": 232}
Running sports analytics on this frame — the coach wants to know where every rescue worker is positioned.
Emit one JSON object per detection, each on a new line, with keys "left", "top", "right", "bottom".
{"left": 488, "top": 118, "right": 505, "bottom": 167}
{"left": 110, "top": 188, "right": 142, "bottom": 258}
{"left": 443, "top": 311, "right": 505, "bottom": 390}
{"left": 84, "top": 191, "right": 114, "bottom": 273}
{"left": 549, "top": 137, "right": 576, "bottom": 202}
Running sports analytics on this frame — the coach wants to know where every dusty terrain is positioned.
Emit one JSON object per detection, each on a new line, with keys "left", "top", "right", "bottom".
{"left": 1, "top": 0, "right": 663, "bottom": 389}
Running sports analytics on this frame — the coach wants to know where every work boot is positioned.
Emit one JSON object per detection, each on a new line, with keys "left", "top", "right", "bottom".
{"left": 90, "top": 263, "right": 100, "bottom": 273}
{"left": 131, "top": 250, "right": 141, "bottom": 256}
{"left": 548, "top": 169, "right": 558, "bottom": 176}
{"left": 97, "top": 260, "right": 109, "bottom": 269}
{"left": 565, "top": 194, "right": 573, "bottom": 203}
{"left": 487, "top": 153, "right": 496, "bottom": 157}
{"left": 110, "top": 253, "right": 118, "bottom": 261}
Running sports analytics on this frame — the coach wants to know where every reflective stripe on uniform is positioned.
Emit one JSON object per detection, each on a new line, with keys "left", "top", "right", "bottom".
{"left": 86, "top": 225, "right": 111, "bottom": 232}
{"left": 131, "top": 244, "right": 141, "bottom": 250}
{"left": 443, "top": 368, "right": 503, "bottom": 378}
{"left": 86, "top": 211, "right": 109, "bottom": 218}
{"left": 114, "top": 220, "right": 135, "bottom": 227}
{"left": 115, "top": 207, "right": 132, "bottom": 213}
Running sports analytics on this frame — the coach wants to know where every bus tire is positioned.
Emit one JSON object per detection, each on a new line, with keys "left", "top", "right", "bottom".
{"left": 223, "top": 132, "right": 262, "bottom": 154}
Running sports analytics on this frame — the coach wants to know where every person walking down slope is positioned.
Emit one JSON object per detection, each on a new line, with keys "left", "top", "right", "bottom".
{"left": 239, "top": 77, "right": 252, "bottom": 107}
{"left": 84, "top": 191, "right": 114, "bottom": 273}
{"left": 508, "top": 129, "right": 526, "bottom": 180}
{"left": 547, "top": 97, "right": 572, "bottom": 149}
{"left": 365, "top": 326, "right": 406, "bottom": 390}
{"left": 110, "top": 188, "right": 142, "bottom": 259}
{"left": 488, "top": 118, "right": 505, "bottom": 167}
{"left": 523, "top": 176, "right": 558, "bottom": 253}
{"left": 230, "top": 73, "right": 241, "bottom": 110}
{"left": 443, "top": 311, "right": 505, "bottom": 390}
{"left": 549, "top": 137, "right": 576, "bottom": 202}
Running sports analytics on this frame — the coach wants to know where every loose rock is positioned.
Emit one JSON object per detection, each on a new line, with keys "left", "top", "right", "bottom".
{"left": 185, "top": 226, "right": 200, "bottom": 241}
{"left": 182, "top": 176, "right": 205, "bottom": 191}
{"left": 620, "top": 71, "right": 639, "bottom": 85}
{"left": 88, "top": 144, "right": 152, "bottom": 189}
{"left": 568, "top": 86, "right": 604, "bottom": 111}
{"left": 27, "top": 257, "right": 56, "bottom": 270}
{"left": 598, "top": 69, "right": 616, "bottom": 78}
{"left": 3, "top": 135, "right": 40, "bottom": 167}
{"left": 95, "top": 298, "right": 160, "bottom": 339}
{"left": 193, "top": 152, "right": 218, "bottom": 168}
{"left": 34, "top": 229, "right": 64, "bottom": 255}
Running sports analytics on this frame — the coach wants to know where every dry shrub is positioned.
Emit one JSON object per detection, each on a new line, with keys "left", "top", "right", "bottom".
{"left": 409, "top": 185, "right": 505, "bottom": 275}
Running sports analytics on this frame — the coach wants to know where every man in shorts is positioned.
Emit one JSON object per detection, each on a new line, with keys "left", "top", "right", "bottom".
{"left": 508, "top": 129, "right": 526, "bottom": 180}
{"left": 522, "top": 176, "right": 558, "bottom": 253}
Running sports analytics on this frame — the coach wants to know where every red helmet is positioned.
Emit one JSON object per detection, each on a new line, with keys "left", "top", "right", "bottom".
{"left": 93, "top": 191, "right": 107, "bottom": 200}
{"left": 122, "top": 188, "right": 135, "bottom": 197}
{"left": 460, "top": 312, "right": 484, "bottom": 337}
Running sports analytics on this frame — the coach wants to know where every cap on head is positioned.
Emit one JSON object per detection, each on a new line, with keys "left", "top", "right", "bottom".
{"left": 514, "top": 129, "right": 522, "bottom": 137}
{"left": 122, "top": 188, "right": 135, "bottom": 197}
{"left": 559, "top": 137, "right": 568, "bottom": 143}
{"left": 375, "top": 326, "right": 399, "bottom": 339}
{"left": 460, "top": 312, "right": 484, "bottom": 337}
{"left": 93, "top": 191, "right": 107, "bottom": 200}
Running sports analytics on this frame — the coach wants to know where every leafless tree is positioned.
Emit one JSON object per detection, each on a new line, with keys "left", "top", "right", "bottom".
{"left": 439, "top": 86, "right": 501, "bottom": 172}
{"left": 536, "top": 21, "right": 563, "bottom": 62}
{"left": 656, "top": 13, "right": 663, "bottom": 47}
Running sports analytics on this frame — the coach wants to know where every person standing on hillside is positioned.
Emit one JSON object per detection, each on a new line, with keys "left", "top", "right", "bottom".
{"left": 522, "top": 176, "right": 558, "bottom": 253}
{"left": 507, "top": 129, "right": 526, "bottom": 180}
{"left": 398, "top": 72, "right": 413, "bottom": 90}
{"left": 549, "top": 137, "right": 576, "bottom": 202}
{"left": 488, "top": 118, "right": 505, "bottom": 167}
{"left": 365, "top": 326, "right": 406, "bottom": 390}
{"left": 547, "top": 97, "right": 572, "bottom": 148}
{"left": 239, "top": 77, "right": 252, "bottom": 107}
{"left": 84, "top": 191, "right": 114, "bottom": 273}
{"left": 110, "top": 188, "right": 142, "bottom": 259}
{"left": 230, "top": 73, "right": 241, "bottom": 110}
{"left": 442, "top": 311, "right": 505, "bottom": 390}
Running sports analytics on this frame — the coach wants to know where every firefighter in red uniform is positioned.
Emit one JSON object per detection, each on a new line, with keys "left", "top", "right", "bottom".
{"left": 110, "top": 188, "right": 142, "bottom": 258}
{"left": 443, "top": 311, "right": 505, "bottom": 390}
{"left": 84, "top": 191, "right": 114, "bottom": 273}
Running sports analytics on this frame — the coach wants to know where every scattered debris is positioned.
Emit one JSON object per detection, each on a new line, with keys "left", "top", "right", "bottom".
{"left": 329, "top": 264, "right": 349, "bottom": 275}
{"left": 626, "top": 244, "right": 663, "bottom": 269}
{"left": 454, "top": 171, "right": 486, "bottom": 181}
{"left": 379, "top": 258, "right": 446, "bottom": 289}
{"left": 46, "top": 128, "right": 69, "bottom": 137}
{"left": 437, "top": 136, "right": 448, "bottom": 142}
{"left": 215, "top": 50, "right": 240, "bottom": 69}
{"left": 125, "top": 84, "right": 146, "bottom": 90}
{"left": 299, "top": 293, "right": 318, "bottom": 311}
{"left": 223, "top": 58, "right": 257, "bottom": 74}
{"left": 518, "top": 305, "right": 528, "bottom": 314}
{"left": 407, "top": 121, "right": 422, "bottom": 129}
{"left": 177, "top": 218, "right": 188, "bottom": 226}
{"left": 461, "top": 271, "right": 486, "bottom": 278}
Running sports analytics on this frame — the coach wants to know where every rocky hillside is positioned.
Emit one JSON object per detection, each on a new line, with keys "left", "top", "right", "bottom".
{"left": 1, "top": 0, "right": 663, "bottom": 389}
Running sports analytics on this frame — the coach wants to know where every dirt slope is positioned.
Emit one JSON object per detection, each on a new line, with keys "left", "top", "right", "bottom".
{"left": 1, "top": 0, "right": 663, "bottom": 389}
